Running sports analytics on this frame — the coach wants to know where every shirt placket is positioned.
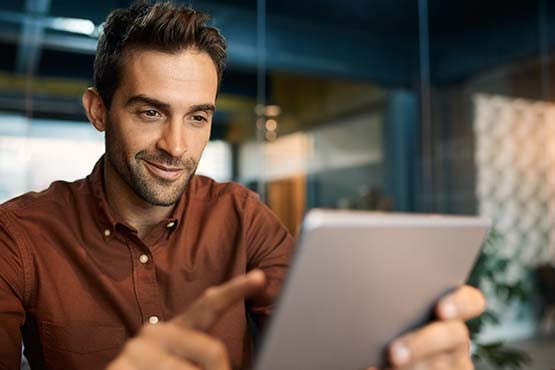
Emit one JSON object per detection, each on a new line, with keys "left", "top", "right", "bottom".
{"left": 127, "top": 238, "right": 164, "bottom": 325}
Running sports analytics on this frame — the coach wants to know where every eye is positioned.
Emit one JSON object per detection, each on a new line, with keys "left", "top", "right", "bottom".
{"left": 191, "top": 114, "right": 208, "bottom": 124}
{"left": 139, "top": 109, "right": 162, "bottom": 119}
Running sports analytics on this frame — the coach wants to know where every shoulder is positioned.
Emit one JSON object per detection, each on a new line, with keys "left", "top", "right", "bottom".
{"left": 0, "top": 178, "right": 88, "bottom": 218}
{"left": 188, "top": 175, "right": 259, "bottom": 203}
{"left": 187, "top": 176, "right": 277, "bottom": 227}
{"left": 189, "top": 176, "right": 286, "bottom": 228}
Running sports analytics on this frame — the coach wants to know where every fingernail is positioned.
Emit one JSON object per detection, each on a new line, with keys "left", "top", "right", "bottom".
{"left": 391, "top": 341, "right": 410, "bottom": 365}
{"left": 248, "top": 270, "right": 265, "bottom": 282}
{"left": 441, "top": 301, "right": 457, "bottom": 319}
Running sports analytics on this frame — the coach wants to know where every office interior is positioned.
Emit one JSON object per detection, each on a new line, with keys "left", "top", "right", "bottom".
{"left": 1, "top": 0, "right": 555, "bottom": 369}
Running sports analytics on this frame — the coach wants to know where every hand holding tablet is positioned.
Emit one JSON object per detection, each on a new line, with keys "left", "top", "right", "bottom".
{"left": 255, "top": 209, "right": 489, "bottom": 370}
{"left": 385, "top": 285, "right": 485, "bottom": 369}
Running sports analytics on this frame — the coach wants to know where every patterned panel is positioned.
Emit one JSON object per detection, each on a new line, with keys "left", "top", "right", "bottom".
{"left": 474, "top": 94, "right": 555, "bottom": 264}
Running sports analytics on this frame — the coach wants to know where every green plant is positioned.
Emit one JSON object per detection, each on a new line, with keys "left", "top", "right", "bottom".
{"left": 466, "top": 229, "right": 532, "bottom": 369}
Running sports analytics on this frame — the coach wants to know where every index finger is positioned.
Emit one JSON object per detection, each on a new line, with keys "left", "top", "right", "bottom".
{"left": 436, "top": 285, "right": 486, "bottom": 321}
{"left": 172, "top": 270, "right": 266, "bottom": 331}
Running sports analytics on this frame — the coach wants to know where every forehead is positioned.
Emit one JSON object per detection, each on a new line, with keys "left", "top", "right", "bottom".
{"left": 117, "top": 48, "right": 219, "bottom": 105}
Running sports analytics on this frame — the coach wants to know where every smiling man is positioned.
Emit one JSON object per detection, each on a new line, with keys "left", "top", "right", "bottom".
{"left": 0, "top": 2, "right": 485, "bottom": 370}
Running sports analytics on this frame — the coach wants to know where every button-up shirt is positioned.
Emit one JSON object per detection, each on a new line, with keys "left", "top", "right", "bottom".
{"left": 0, "top": 157, "right": 294, "bottom": 370}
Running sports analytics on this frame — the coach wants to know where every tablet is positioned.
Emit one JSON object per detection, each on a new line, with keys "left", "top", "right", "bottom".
{"left": 254, "top": 209, "right": 490, "bottom": 370}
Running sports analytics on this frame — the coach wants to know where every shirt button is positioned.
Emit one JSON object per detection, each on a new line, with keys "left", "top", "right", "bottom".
{"left": 166, "top": 221, "right": 176, "bottom": 228}
{"left": 139, "top": 254, "right": 149, "bottom": 264}
{"left": 103, "top": 229, "right": 111, "bottom": 237}
{"left": 148, "top": 315, "right": 159, "bottom": 325}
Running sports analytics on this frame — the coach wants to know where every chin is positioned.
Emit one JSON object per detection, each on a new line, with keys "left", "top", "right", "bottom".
{"left": 139, "top": 177, "right": 192, "bottom": 207}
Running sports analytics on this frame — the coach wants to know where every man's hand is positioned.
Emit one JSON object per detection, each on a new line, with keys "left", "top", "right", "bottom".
{"left": 378, "top": 285, "right": 486, "bottom": 370}
{"left": 106, "top": 270, "right": 266, "bottom": 370}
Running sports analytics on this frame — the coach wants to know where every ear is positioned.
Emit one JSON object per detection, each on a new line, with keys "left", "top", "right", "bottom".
{"left": 82, "top": 87, "right": 108, "bottom": 132}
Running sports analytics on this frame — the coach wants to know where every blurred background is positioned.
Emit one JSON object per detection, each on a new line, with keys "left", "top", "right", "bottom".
{"left": 1, "top": 0, "right": 555, "bottom": 368}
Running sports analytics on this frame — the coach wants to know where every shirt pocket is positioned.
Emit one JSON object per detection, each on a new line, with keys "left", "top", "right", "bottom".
{"left": 40, "top": 321, "right": 127, "bottom": 369}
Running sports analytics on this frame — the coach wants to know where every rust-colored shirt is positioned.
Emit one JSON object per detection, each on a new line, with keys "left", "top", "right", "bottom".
{"left": 0, "top": 158, "right": 294, "bottom": 370}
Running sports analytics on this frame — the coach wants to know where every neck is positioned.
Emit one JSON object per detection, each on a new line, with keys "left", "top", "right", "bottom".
{"left": 103, "top": 158, "right": 174, "bottom": 239}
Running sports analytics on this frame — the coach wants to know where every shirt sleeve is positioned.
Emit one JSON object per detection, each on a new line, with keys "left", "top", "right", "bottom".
{"left": 0, "top": 212, "right": 26, "bottom": 370}
{"left": 243, "top": 195, "right": 295, "bottom": 331}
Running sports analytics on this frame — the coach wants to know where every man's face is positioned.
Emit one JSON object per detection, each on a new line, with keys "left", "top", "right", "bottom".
{"left": 105, "top": 48, "right": 218, "bottom": 206}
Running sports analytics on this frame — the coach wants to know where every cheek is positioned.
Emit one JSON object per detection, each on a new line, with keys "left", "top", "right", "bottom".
{"left": 106, "top": 114, "right": 128, "bottom": 149}
{"left": 185, "top": 128, "right": 211, "bottom": 156}
{"left": 118, "top": 124, "right": 157, "bottom": 156}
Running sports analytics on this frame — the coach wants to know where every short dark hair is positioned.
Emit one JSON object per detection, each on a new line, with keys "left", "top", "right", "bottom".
{"left": 94, "top": 1, "right": 227, "bottom": 108}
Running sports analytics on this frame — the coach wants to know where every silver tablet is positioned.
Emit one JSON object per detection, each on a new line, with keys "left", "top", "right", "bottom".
{"left": 254, "top": 209, "right": 490, "bottom": 370}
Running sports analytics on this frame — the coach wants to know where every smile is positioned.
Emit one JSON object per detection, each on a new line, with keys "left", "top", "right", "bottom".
{"left": 142, "top": 159, "right": 185, "bottom": 181}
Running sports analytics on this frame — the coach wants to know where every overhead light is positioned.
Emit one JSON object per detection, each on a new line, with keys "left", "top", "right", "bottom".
{"left": 265, "top": 130, "right": 277, "bottom": 142}
{"left": 0, "top": 11, "right": 99, "bottom": 37}
{"left": 50, "top": 17, "right": 96, "bottom": 36}
{"left": 265, "top": 105, "right": 281, "bottom": 117}
{"left": 265, "top": 119, "right": 278, "bottom": 131}
{"left": 255, "top": 104, "right": 281, "bottom": 117}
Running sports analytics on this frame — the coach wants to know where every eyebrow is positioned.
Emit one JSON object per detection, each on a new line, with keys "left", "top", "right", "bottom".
{"left": 125, "top": 95, "right": 170, "bottom": 111}
{"left": 188, "top": 104, "right": 216, "bottom": 115}
{"left": 125, "top": 95, "right": 216, "bottom": 115}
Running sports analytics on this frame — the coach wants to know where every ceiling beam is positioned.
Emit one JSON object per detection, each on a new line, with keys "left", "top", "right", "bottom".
{"left": 0, "top": 3, "right": 413, "bottom": 86}
{"left": 202, "top": 2, "right": 412, "bottom": 85}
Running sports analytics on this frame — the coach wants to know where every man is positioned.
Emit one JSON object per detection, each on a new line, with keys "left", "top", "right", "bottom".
{"left": 0, "top": 2, "right": 485, "bottom": 370}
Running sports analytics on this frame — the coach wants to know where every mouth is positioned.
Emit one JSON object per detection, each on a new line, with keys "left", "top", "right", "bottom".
{"left": 142, "top": 159, "right": 185, "bottom": 181}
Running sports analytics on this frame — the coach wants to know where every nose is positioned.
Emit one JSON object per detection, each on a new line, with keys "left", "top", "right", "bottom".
{"left": 156, "top": 118, "right": 187, "bottom": 158}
